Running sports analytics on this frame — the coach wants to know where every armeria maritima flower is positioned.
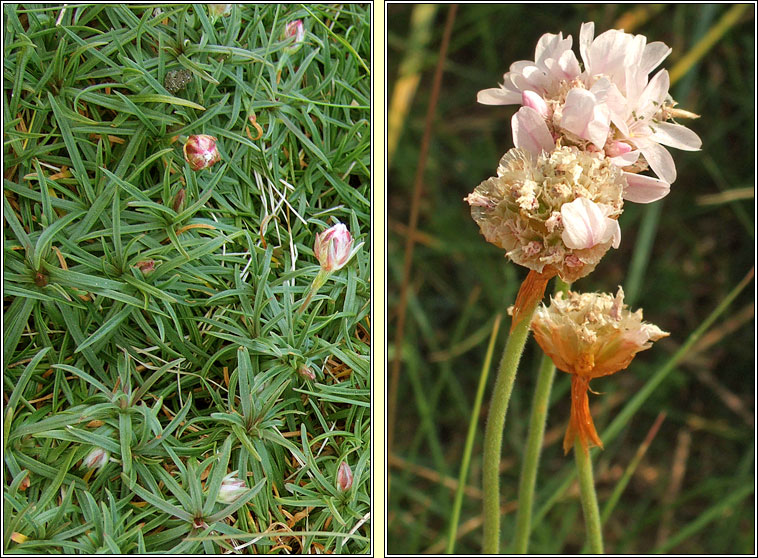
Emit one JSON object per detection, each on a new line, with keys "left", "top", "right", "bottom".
{"left": 217, "top": 472, "right": 247, "bottom": 504}
{"left": 478, "top": 22, "right": 701, "bottom": 202}
{"left": 314, "top": 223, "right": 354, "bottom": 273}
{"left": 465, "top": 144, "right": 624, "bottom": 283}
{"left": 530, "top": 287, "right": 669, "bottom": 454}
{"left": 183, "top": 134, "right": 221, "bottom": 171}
{"left": 298, "top": 222, "right": 363, "bottom": 314}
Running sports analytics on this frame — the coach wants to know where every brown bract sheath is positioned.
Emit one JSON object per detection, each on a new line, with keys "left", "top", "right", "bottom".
{"left": 511, "top": 268, "right": 557, "bottom": 332}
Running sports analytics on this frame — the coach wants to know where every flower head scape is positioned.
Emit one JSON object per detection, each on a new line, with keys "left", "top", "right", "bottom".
{"left": 530, "top": 287, "right": 669, "bottom": 453}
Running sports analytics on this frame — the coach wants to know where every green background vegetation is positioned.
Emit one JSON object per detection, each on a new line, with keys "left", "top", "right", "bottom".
{"left": 4, "top": 4, "right": 370, "bottom": 553}
{"left": 388, "top": 4, "right": 754, "bottom": 554}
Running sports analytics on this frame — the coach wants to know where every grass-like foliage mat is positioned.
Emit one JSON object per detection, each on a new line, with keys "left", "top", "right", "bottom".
{"left": 3, "top": 4, "right": 371, "bottom": 554}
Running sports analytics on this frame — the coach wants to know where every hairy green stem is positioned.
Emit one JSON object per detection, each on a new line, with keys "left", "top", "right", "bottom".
{"left": 575, "top": 441, "right": 604, "bottom": 554}
{"left": 446, "top": 315, "right": 502, "bottom": 554}
{"left": 512, "top": 279, "right": 568, "bottom": 553}
{"left": 512, "top": 353, "right": 556, "bottom": 553}
{"left": 482, "top": 307, "right": 536, "bottom": 553}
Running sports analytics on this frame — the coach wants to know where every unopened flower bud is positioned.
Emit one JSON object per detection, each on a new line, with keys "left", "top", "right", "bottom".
{"left": 83, "top": 448, "right": 109, "bottom": 470}
{"left": 183, "top": 135, "right": 221, "bottom": 171}
{"left": 172, "top": 188, "right": 186, "bottom": 212}
{"left": 297, "top": 364, "right": 316, "bottom": 381}
{"left": 135, "top": 260, "right": 156, "bottom": 274}
{"left": 284, "top": 20, "right": 305, "bottom": 44}
{"left": 218, "top": 472, "right": 247, "bottom": 503}
{"left": 337, "top": 461, "right": 353, "bottom": 492}
{"left": 314, "top": 223, "right": 354, "bottom": 272}
{"left": 209, "top": 4, "right": 232, "bottom": 18}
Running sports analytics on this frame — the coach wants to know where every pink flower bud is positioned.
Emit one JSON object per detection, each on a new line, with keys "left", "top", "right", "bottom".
{"left": 135, "top": 260, "right": 156, "bottom": 274}
{"left": 183, "top": 135, "right": 221, "bottom": 171}
{"left": 218, "top": 472, "right": 247, "bottom": 504}
{"left": 314, "top": 223, "right": 354, "bottom": 272}
{"left": 208, "top": 4, "right": 232, "bottom": 18}
{"left": 284, "top": 20, "right": 305, "bottom": 44}
{"left": 337, "top": 461, "right": 353, "bottom": 492}
{"left": 605, "top": 140, "right": 633, "bottom": 158}
{"left": 522, "top": 90, "right": 549, "bottom": 118}
{"left": 83, "top": 448, "right": 109, "bottom": 470}
{"left": 297, "top": 364, "right": 316, "bottom": 381}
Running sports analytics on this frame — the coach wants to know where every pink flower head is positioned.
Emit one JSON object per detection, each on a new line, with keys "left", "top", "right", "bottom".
{"left": 337, "top": 461, "right": 353, "bottom": 492}
{"left": 285, "top": 20, "right": 305, "bottom": 44}
{"left": 314, "top": 223, "right": 354, "bottom": 272}
{"left": 183, "top": 135, "right": 221, "bottom": 171}
{"left": 218, "top": 472, "right": 247, "bottom": 504}
{"left": 83, "top": 448, "right": 109, "bottom": 470}
{"left": 480, "top": 22, "right": 701, "bottom": 200}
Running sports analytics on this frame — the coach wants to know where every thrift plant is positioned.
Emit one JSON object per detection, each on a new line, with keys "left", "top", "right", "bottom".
{"left": 3, "top": 4, "right": 370, "bottom": 554}
{"left": 467, "top": 20, "right": 701, "bottom": 554}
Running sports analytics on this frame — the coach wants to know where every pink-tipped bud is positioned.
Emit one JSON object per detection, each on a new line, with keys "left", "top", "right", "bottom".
{"left": 314, "top": 223, "right": 354, "bottom": 272}
{"left": 83, "top": 448, "right": 109, "bottom": 470}
{"left": 284, "top": 20, "right": 305, "bottom": 44}
{"left": 605, "top": 140, "right": 633, "bottom": 158}
{"left": 218, "top": 472, "right": 247, "bottom": 504}
{"left": 209, "top": 4, "right": 232, "bottom": 18}
{"left": 297, "top": 364, "right": 316, "bottom": 381}
{"left": 183, "top": 135, "right": 221, "bottom": 171}
{"left": 135, "top": 260, "right": 156, "bottom": 274}
{"left": 522, "top": 90, "right": 549, "bottom": 118}
{"left": 337, "top": 461, "right": 353, "bottom": 492}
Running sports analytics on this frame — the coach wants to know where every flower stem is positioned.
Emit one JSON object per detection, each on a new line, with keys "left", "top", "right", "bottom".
{"left": 446, "top": 315, "right": 502, "bottom": 554}
{"left": 512, "top": 279, "right": 568, "bottom": 553}
{"left": 575, "top": 440, "right": 604, "bottom": 554}
{"left": 512, "top": 352, "right": 556, "bottom": 553}
{"left": 297, "top": 269, "right": 329, "bottom": 315}
{"left": 482, "top": 305, "right": 536, "bottom": 553}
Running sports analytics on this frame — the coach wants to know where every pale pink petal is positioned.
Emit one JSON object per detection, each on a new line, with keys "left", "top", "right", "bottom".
{"left": 579, "top": 22, "right": 595, "bottom": 70}
{"left": 638, "top": 140, "right": 676, "bottom": 183}
{"left": 625, "top": 35, "right": 647, "bottom": 67}
{"left": 605, "top": 83, "right": 630, "bottom": 134}
{"left": 650, "top": 121, "right": 702, "bottom": 151}
{"left": 545, "top": 49, "right": 581, "bottom": 81}
{"left": 522, "top": 90, "right": 549, "bottom": 117}
{"left": 608, "top": 218, "right": 621, "bottom": 249}
{"left": 640, "top": 42, "right": 672, "bottom": 75}
{"left": 561, "top": 198, "right": 616, "bottom": 249}
{"left": 587, "top": 29, "right": 629, "bottom": 77}
{"left": 561, "top": 88, "right": 610, "bottom": 148}
{"left": 610, "top": 148, "right": 640, "bottom": 167}
{"left": 535, "top": 32, "right": 572, "bottom": 66}
{"left": 623, "top": 173, "right": 671, "bottom": 203}
{"left": 637, "top": 69, "right": 670, "bottom": 118}
{"left": 477, "top": 87, "right": 520, "bottom": 105}
{"left": 512, "top": 106, "right": 555, "bottom": 156}
{"left": 521, "top": 65, "right": 551, "bottom": 91}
